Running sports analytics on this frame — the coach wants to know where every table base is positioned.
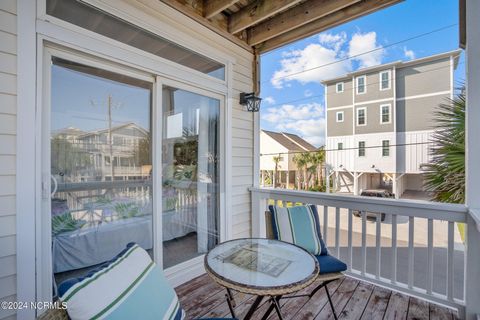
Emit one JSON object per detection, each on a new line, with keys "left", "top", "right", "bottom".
{"left": 226, "top": 290, "right": 284, "bottom": 320}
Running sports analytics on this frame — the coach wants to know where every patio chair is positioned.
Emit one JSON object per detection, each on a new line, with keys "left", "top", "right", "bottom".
{"left": 38, "top": 243, "right": 234, "bottom": 320}
{"left": 267, "top": 204, "right": 347, "bottom": 320}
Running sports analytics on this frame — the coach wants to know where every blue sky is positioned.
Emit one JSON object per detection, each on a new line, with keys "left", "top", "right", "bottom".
{"left": 260, "top": 0, "right": 464, "bottom": 147}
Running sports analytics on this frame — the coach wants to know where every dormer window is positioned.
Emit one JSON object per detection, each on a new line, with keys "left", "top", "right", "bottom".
{"left": 336, "top": 82, "right": 344, "bottom": 93}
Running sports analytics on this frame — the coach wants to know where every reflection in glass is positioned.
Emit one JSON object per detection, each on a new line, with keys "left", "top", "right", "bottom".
{"left": 162, "top": 86, "right": 220, "bottom": 268}
{"left": 50, "top": 58, "right": 153, "bottom": 286}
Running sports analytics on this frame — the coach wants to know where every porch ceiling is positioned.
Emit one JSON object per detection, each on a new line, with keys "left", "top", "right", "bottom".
{"left": 159, "top": 0, "right": 403, "bottom": 53}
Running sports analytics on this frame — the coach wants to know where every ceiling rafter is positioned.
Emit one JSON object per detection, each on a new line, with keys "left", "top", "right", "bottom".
{"left": 228, "top": 0, "right": 303, "bottom": 34}
{"left": 247, "top": 0, "right": 361, "bottom": 46}
{"left": 204, "top": 0, "right": 240, "bottom": 19}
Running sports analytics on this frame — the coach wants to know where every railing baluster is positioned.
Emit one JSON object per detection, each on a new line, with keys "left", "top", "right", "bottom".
{"left": 323, "top": 206, "right": 328, "bottom": 245}
{"left": 361, "top": 211, "right": 367, "bottom": 275}
{"left": 427, "top": 219, "right": 434, "bottom": 294}
{"left": 392, "top": 214, "right": 397, "bottom": 284}
{"left": 348, "top": 209, "right": 353, "bottom": 271}
{"left": 408, "top": 216, "right": 415, "bottom": 289}
{"left": 335, "top": 207, "right": 340, "bottom": 258}
{"left": 376, "top": 213, "right": 382, "bottom": 279}
{"left": 447, "top": 221, "right": 454, "bottom": 300}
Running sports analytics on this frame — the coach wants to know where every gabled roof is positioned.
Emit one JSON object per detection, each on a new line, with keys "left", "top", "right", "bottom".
{"left": 262, "top": 130, "right": 317, "bottom": 152}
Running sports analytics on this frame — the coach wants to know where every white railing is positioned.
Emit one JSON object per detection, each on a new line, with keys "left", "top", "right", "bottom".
{"left": 250, "top": 187, "right": 470, "bottom": 315}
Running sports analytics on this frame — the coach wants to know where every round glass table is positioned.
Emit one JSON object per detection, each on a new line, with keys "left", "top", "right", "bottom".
{"left": 204, "top": 238, "right": 319, "bottom": 319}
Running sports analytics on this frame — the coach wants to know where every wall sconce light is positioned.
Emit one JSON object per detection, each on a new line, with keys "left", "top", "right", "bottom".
{"left": 371, "top": 164, "right": 376, "bottom": 168}
{"left": 240, "top": 92, "right": 262, "bottom": 112}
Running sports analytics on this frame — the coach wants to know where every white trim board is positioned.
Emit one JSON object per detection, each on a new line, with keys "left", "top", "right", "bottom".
{"left": 327, "top": 105, "right": 353, "bottom": 111}
{"left": 396, "top": 91, "right": 450, "bottom": 101}
{"left": 354, "top": 97, "right": 393, "bottom": 106}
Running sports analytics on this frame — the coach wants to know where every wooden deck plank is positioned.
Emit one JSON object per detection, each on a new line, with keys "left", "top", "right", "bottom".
{"left": 176, "top": 274, "right": 211, "bottom": 298}
{"left": 185, "top": 288, "right": 230, "bottom": 319}
{"left": 338, "top": 281, "right": 374, "bottom": 319}
{"left": 315, "top": 277, "right": 360, "bottom": 320}
{"left": 384, "top": 292, "right": 409, "bottom": 320}
{"left": 201, "top": 291, "right": 250, "bottom": 318}
{"left": 429, "top": 303, "right": 453, "bottom": 320}
{"left": 178, "top": 276, "right": 224, "bottom": 311}
{"left": 360, "top": 286, "right": 392, "bottom": 320}
{"left": 407, "top": 297, "right": 429, "bottom": 320}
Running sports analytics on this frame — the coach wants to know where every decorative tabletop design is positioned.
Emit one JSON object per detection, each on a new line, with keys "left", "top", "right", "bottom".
{"left": 205, "top": 238, "right": 319, "bottom": 296}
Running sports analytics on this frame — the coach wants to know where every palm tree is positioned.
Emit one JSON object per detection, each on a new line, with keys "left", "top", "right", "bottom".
{"left": 272, "top": 155, "right": 281, "bottom": 188}
{"left": 422, "top": 87, "right": 465, "bottom": 204}
{"left": 292, "top": 153, "right": 306, "bottom": 190}
{"left": 310, "top": 148, "right": 325, "bottom": 187}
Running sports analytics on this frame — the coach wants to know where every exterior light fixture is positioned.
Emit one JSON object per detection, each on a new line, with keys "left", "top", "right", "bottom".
{"left": 240, "top": 92, "right": 262, "bottom": 112}
{"left": 371, "top": 164, "right": 376, "bottom": 168}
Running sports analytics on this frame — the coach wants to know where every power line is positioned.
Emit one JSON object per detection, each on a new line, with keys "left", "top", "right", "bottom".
{"left": 262, "top": 61, "right": 464, "bottom": 109}
{"left": 260, "top": 141, "right": 432, "bottom": 156}
{"left": 263, "top": 23, "right": 457, "bottom": 84}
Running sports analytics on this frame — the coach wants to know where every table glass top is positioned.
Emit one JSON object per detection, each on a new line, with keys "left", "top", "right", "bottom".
{"left": 205, "top": 238, "right": 318, "bottom": 290}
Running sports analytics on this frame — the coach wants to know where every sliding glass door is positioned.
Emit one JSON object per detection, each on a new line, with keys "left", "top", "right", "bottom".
{"left": 162, "top": 86, "right": 221, "bottom": 268}
{"left": 49, "top": 57, "right": 154, "bottom": 285}
{"left": 46, "top": 52, "right": 223, "bottom": 292}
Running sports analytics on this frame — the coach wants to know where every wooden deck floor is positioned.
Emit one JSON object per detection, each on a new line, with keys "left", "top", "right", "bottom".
{"left": 175, "top": 274, "right": 459, "bottom": 320}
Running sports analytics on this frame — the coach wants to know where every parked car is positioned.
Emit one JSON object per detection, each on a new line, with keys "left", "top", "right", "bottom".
{"left": 353, "top": 189, "right": 395, "bottom": 221}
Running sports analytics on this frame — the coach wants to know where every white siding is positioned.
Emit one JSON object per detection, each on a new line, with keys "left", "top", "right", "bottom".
{"left": 397, "top": 130, "right": 434, "bottom": 173}
{"left": 0, "top": 1, "right": 17, "bottom": 319}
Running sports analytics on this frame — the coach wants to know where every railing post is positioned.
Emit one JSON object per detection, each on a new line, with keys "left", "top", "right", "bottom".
{"left": 251, "top": 190, "right": 267, "bottom": 238}
{"left": 465, "top": 0, "right": 480, "bottom": 318}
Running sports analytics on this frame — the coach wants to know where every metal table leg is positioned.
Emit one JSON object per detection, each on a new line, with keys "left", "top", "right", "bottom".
{"left": 243, "top": 295, "right": 264, "bottom": 320}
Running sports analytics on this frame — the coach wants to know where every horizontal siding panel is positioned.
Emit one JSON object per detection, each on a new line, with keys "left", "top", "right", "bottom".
{"left": 233, "top": 212, "right": 250, "bottom": 225}
{"left": 0, "top": 275, "right": 16, "bottom": 300}
{"left": 0, "top": 52, "right": 16, "bottom": 74}
{"left": 0, "top": 10, "right": 16, "bottom": 35}
{"left": 0, "top": 235, "right": 15, "bottom": 257}
{"left": 0, "top": 294, "right": 17, "bottom": 320}
{"left": 231, "top": 166, "right": 252, "bottom": 177}
{"left": 0, "top": 155, "right": 15, "bottom": 175}
{"left": 0, "top": 255, "right": 15, "bottom": 278}
{"left": 232, "top": 127, "right": 252, "bottom": 139}
{"left": 0, "top": 114, "right": 16, "bottom": 135}
{"left": 0, "top": 72, "right": 16, "bottom": 95}
{"left": 0, "top": 0, "right": 17, "bottom": 14}
{"left": 0, "top": 94, "right": 16, "bottom": 115}
{"left": 0, "top": 31, "right": 16, "bottom": 55}
{"left": 232, "top": 108, "right": 253, "bottom": 121}
{"left": 232, "top": 118, "right": 253, "bottom": 130}
{"left": 0, "top": 215, "right": 15, "bottom": 237}
{"left": 232, "top": 205, "right": 250, "bottom": 216}
{"left": 0, "top": 135, "right": 15, "bottom": 154}
{"left": 0, "top": 196, "right": 15, "bottom": 216}
{"left": 232, "top": 177, "right": 253, "bottom": 187}
{"left": 233, "top": 82, "right": 252, "bottom": 94}
{"left": 233, "top": 72, "right": 253, "bottom": 87}
{"left": 232, "top": 137, "right": 253, "bottom": 148}
{"left": 232, "top": 221, "right": 251, "bottom": 235}
{"left": 233, "top": 230, "right": 251, "bottom": 239}
{"left": 232, "top": 157, "right": 253, "bottom": 168}
{"left": 232, "top": 147, "right": 253, "bottom": 158}
{"left": 0, "top": 176, "right": 15, "bottom": 196}
{"left": 232, "top": 194, "right": 250, "bottom": 206}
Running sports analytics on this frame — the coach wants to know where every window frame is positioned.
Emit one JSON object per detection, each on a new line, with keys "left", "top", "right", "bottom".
{"left": 336, "top": 82, "right": 344, "bottom": 93}
{"left": 379, "top": 70, "right": 391, "bottom": 91}
{"left": 358, "top": 141, "right": 366, "bottom": 157}
{"left": 382, "top": 140, "right": 390, "bottom": 157}
{"left": 356, "top": 75, "right": 367, "bottom": 94}
{"left": 356, "top": 107, "right": 367, "bottom": 126}
{"left": 336, "top": 111, "right": 344, "bottom": 122}
{"left": 380, "top": 104, "right": 392, "bottom": 124}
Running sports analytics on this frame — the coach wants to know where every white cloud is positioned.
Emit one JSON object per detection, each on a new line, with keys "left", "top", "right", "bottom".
{"left": 348, "top": 31, "right": 385, "bottom": 68}
{"left": 271, "top": 43, "right": 351, "bottom": 89}
{"left": 270, "top": 31, "right": 386, "bottom": 88}
{"left": 403, "top": 46, "right": 416, "bottom": 60}
{"left": 262, "top": 102, "right": 325, "bottom": 146}
{"left": 263, "top": 96, "right": 276, "bottom": 104}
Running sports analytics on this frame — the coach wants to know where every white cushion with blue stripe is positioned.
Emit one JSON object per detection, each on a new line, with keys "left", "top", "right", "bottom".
{"left": 58, "top": 243, "right": 184, "bottom": 320}
{"left": 269, "top": 205, "right": 328, "bottom": 256}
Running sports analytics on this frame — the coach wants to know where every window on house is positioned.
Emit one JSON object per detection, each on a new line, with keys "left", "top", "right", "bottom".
{"left": 380, "top": 104, "right": 391, "bottom": 123}
{"left": 356, "top": 76, "right": 366, "bottom": 94}
{"left": 358, "top": 141, "right": 365, "bottom": 157}
{"left": 357, "top": 108, "right": 366, "bottom": 125}
{"left": 336, "top": 111, "right": 344, "bottom": 122}
{"left": 380, "top": 71, "right": 391, "bottom": 90}
{"left": 338, "top": 142, "right": 344, "bottom": 150}
{"left": 382, "top": 140, "right": 390, "bottom": 156}
{"left": 336, "top": 82, "right": 344, "bottom": 93}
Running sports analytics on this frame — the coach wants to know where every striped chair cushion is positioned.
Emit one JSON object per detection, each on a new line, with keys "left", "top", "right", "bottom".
{"left": 58, "top": 243, "right": 184, "bottom": 320}
{"left": 269, "top": 205, "right": 328, "bottom": 256}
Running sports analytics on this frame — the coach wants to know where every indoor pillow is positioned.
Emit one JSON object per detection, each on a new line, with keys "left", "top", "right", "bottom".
{"left": 269, "top": 204, "right": 328, "bottom": 256}
{"left": 58, "top": 243, "right": 184, "bottom": 320}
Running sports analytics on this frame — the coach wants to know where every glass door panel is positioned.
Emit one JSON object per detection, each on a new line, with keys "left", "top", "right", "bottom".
{"left": 162, "top": 86, "right": 220, "bottom": 268}
{"left": 50, "top": 57, "right": 153, "bottom": 285}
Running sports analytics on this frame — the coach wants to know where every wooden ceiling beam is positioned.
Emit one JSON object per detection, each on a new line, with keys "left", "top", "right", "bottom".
{"left": 229, "top": 0, "right": 302, "bottom": 34}
{"left": 248, "top": 0, "right": 361, "bottom": 46}
{"left": 204, "top": 0, "right": 240, "bottom": 19}
{"left": 255, "top": 0, "right": 403, "bottom": 53}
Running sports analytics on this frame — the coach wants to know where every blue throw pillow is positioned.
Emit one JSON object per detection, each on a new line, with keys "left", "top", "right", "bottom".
{"left": 269, "top": 204, "right": 328, "bottom": 256}
{"left": 58, "top": 243, "right": 184, "bottom": 320}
